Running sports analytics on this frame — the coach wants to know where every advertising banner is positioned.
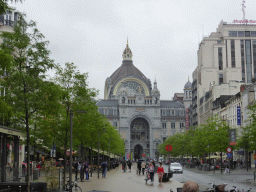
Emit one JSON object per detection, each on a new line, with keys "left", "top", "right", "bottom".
{"left": 237, "top": 106, "right": 241, "bottom": 125}
{"left": 230, "top": 129, "right": 236, "bottom": 145}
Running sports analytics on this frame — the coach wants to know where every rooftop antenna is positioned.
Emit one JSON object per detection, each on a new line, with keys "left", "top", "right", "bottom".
{"left": 242, "top": 0, "right": 246, "bottom": 22}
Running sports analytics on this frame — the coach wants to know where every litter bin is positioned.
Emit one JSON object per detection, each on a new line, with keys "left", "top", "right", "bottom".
{"left": 33, "top": 169, "right": 39, "bottom": 180}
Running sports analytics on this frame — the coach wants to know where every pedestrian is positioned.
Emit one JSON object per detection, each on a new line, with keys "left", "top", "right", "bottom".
{"left": 225, "top": 161, "right": 230, "bottom": 174}
{"left": 122, "top": 161, "right": 126, "bottom": 172}
{"left": 127, "top": 160, "right": 132, "bottom": 172}
{"left": 74, "top": 161, "right": 78, "bottom": 180}
{"left": 78, "top": 162, "right": 84, "bottom": 181}
{"left": 101, "top": 161, "right": 107, "bottom": 178}
{"left": 182, "top": 180, "right": 199, "bottom": 192}
{"left": 141, "top": 161, "right": 146, "bottom": 175}
{"left": 137, "top": 160, "right": 142, "bottom": 175}
{"left": 84, "top": 161, "right": 89, "bottom": 180}
{"left": 22, "top": 161, "right": 26, "bottom": 176}
{"left": 157, "top": 162, "right": 164, "bottom": 183}
{"left": 36, "top": 162, "right": 42, "bottom": 177}
{"left": 148, "top": 161, "right": 154, "bottom": 183}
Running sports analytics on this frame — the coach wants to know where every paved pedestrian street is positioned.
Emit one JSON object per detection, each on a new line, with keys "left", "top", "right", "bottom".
{"left": 76, "top": 165, "right": 183, "bottom": 192}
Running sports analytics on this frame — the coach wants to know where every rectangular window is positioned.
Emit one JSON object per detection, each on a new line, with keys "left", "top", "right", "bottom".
{"left": 147, "top": 144, "right": 149, "bottom": 148}
{"left": 218, "top": 47, "right": 223, "bottom": 70}
{"left": 180, "top": 123, "right": 184, "bottom": 128}
{"left": 251, "top": 31, "right": 256, "bottom": 37}
{"left": 162, "top": 123, "right": 166, "bottom": 129}
{"left": 131, "top": 133, "right": 135, "bottom": 140}
{"left": 109, "top": 109, "right": 113, "bottom": 116}
{"left": 238, "top": 31, "right": 244, "bottom": 37}
{"left": 163, "top": 137, "right": 166, "bottom": 142}
{"left": 99, "top": 108, "right": 104, "bottom": 114}
{"left": 171, "top": 110, "right": 175, "bottom": 116}
{"left": 219, "top": 73, "right": 223, "bottom": 85}
{"left": 104, "top": 109, "right": 108, "bottom": 115}
{"left": 141, "top": 132, "right": 145, "bottom": 140}
{"left": 229, "top": 31, "right": 237, "bottom": 37}
{"left": 171, "top": 123, "right": 175, "bottom": 129}
{"left": 245, "top": 31, "right": 250, "bottom": 37}
{"left": 241, "top": 40, "right": 245, "bottom": 82}
{"left": 231, "top": 40, "right": 236, "bottom": 68}
{"left": 253, "top": 41, "right": 256, "bottom": 78}
{"left": 217, "top": 40, "right": 221, "bottom": 44}
{"left": 245, "top": 40, "right": 252, "bottom": 83}
{"left": 113, "top": 122, "right": 117, "bottom": 129}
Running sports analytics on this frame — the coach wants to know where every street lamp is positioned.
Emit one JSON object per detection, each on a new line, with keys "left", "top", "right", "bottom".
{"left": 70, "top": 110, "right": 86, "bottom": 192}
{"left": 98, "top": 127, "right": 106, "bottom": 179}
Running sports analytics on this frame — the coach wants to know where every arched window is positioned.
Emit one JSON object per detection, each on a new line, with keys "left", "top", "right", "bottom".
{"left": 155, "top": 97, "right": 158, "bottom": 104}
{"left": 122, "top": 97, "right": 125, "bottom": 104}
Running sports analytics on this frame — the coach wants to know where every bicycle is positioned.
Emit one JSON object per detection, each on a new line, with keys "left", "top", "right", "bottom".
{"left": 64, "top": 179, "right": 82, "bottom": 192}
{"left": 230, "top": 186, "right": 252, "bottom": 192}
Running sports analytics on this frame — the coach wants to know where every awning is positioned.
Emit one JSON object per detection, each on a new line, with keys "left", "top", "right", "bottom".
{"left": 35, "top": 149, "right": 49, "bottom": 156}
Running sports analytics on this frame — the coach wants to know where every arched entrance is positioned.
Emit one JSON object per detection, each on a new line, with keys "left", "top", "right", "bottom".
{"left": 134, "top": 144, "right": 143, "bottom": 160}
{"left": 130, "top": 117, "right": 150, "bottom": 160}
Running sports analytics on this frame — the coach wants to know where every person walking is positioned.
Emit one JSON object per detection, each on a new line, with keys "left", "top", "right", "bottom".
{"left": 84, "top": 161, "right": 89, "bottom": 180}
{"left": 157, "top": 162, "right": 164, "bottom": 183}
{"left": 122, "top": 161, "right": 126, "bottom": 172}
{"left": 137, "top": 160, "right": 142, "bottom": 175}
{"left": 36, "top": 162, "right": 42, "bottom": 177}
{"left": 74, "top": 161, "right": 78, "bottom": 180}
{"left": 101, "top": 161, "right": 107, "bottom": 178}
{"left": 148, "top": 161, "right": 154, "bottom": 184}
{"left": 22, "top": 161, "right": 26, "bottom": 176}
{"left": 127, "top": 160, "right": 132, "bottom": 172}
{"left": 225, "top": 161, "right": 230, "bottom": 174}
{"left": 141, "top": 161, "right": 146, "bottom": 175}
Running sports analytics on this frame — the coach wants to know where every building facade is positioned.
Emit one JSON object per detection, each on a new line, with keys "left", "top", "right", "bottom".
{"left": 97, "top": 42, "right": 191, "bottom": 159}
{"left": 194, "top": 20, "right": 256, "bottom": 125}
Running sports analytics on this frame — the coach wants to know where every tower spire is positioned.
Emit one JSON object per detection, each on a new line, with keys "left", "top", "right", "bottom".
{"left": 122, "top": 40, "right": 133, "bottom": 61}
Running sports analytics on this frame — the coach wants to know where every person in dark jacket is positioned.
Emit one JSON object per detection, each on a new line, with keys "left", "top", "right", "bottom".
{"left": 137, "top": 160, "right": 142, "bottom": 175}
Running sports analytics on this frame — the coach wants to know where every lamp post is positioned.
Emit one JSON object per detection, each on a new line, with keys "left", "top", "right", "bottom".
{"left": 98, "top": 127, "right": 106, "bottom": 179}
{"left": 70, "top": 110, "right": 86, "bottom": 192}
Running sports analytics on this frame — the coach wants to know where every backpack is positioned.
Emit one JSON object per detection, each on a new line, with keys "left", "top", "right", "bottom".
{"left": 102, "top": 162, "right": 106, "bottom": 169}
{"left": 22, "top": 163, "right": 26, "bottom": 168}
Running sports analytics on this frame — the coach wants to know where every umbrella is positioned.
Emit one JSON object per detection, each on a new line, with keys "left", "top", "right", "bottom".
{"left": 58, "top": 158, "right": 64, "bottom": 161}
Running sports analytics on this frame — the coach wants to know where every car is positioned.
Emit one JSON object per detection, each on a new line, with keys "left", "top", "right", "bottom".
{"left": 170, "top": 162, "right": 183, "bottom": 174}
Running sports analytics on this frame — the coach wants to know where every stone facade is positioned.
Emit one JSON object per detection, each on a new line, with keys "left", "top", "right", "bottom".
{"left": 97, "top": 42, "right": 191, "bottom": 160}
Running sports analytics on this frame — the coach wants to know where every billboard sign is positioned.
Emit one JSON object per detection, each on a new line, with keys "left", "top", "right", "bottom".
{"left": 230, "top": 129, "right": 236, "bottom": 145}
{"left": 237, "top": 106, "right": 241, "bottom": 125}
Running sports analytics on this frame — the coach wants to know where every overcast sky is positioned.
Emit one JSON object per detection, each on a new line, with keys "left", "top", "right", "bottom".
{"left": 10, "top": 0, "right": 256, "bottom": 100}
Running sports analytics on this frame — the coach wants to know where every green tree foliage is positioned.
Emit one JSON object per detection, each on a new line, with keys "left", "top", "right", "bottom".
{"left": 0, "top": 0, "right": 23, "bottom": 15}
{"left": 158, "top": 116, "right": 229, "bottom": 158}
{"left": 0, "top": 14, "right": 54, "bottom": 191}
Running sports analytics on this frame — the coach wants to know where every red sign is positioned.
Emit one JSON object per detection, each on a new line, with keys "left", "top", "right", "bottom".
{"left": 233, "top": 19, "right": 256, "bottom": 24}
{"left": 165, "top": 145, "right": 173, "bottom": 152}
{"left": 142, "top": 154, "right": 146, "bottom": 157}
{"left": 227, "top": 147, "right": 232, "bottom": 153}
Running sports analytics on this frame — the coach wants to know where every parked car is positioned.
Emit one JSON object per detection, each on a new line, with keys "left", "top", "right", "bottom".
{"left": 170, "top": 162, "right": 183, "bottom": 173}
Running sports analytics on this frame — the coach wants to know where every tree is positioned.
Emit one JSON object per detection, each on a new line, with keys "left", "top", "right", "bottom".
{"left": 0, "top": 0, "right": 23, "bottom": 15}
{"left": 0, "top": 14, "right": 54, "bottom": 191}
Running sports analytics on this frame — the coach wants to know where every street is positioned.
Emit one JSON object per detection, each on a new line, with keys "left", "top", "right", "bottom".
{"left": 76, "top": 165, "right": 183, "bottom": 192}
{"left": 74, "top": 164, "right": 256, "bottom": 192}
